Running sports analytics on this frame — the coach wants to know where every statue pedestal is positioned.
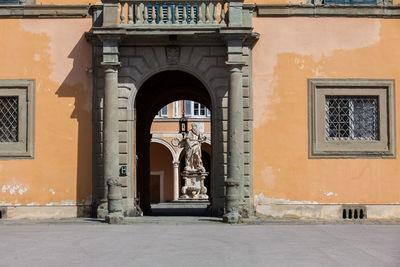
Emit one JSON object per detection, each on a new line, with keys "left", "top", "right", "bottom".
{"left": 179, "top": 171, "right": 209, "bottom": 200}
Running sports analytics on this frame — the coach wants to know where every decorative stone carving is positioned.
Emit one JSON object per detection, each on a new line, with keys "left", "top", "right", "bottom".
{"left": 172, "top": 123, "right": 208, "bottom": 199}
{"left": 180, "top": 171, "right": 208, "bottom": 199}
{"left": 166, "top": 46, "right": 180, "bottom": 65}
{"left": 175, "top": 123, "right": 206, "bottom": 172}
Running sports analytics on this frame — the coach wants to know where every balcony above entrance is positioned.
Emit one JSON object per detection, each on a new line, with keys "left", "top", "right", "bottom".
{"left": 92, "top": 0, "right": 253, "bottom": 31}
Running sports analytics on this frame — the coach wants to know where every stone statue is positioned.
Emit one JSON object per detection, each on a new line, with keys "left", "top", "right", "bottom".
{"left": 172, "top": 123, "right": 208, "bottom": 199}
{"left": 182, "top": 123, "right": 206, "bottom": 172}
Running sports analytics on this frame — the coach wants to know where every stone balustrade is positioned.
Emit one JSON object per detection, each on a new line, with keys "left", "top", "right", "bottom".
{"left": 118, "top": 0, "right": 227, "bottom": 26}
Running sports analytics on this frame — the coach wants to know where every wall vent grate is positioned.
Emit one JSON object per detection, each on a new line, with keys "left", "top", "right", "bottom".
{"left": 342, "top": 205, "right": 367, "bottom": 220}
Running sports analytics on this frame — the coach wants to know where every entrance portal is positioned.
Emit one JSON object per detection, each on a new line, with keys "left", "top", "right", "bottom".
{"left": 135, "top": 71, "right": 214, "bottom": 214}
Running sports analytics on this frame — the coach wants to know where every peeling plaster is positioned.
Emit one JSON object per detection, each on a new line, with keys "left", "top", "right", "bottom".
{"left": 20, "top": 19, "right": 91, "bottom": 86}
{"left": 34, "top": 53, "right": 41, "bottom": 61}
{"left": 49, "top": 188, "right": 55, "bottom": 195}
{"left": 45, "top": 200, "right": 76, "bottom": 206}
{"left": 1, "top": 184, "right": 29, "bottom": 195}
{"left": 324, "top": 191, "right": 338, "bottom": 197}
{"left": 254, "top": 193, "right": 319, "bottom": 206}
{"left": 261, "top": 167, "right": 276, "bottom": 189}
{"left": 253, "top": 18, "right": 381, "bottom": 127}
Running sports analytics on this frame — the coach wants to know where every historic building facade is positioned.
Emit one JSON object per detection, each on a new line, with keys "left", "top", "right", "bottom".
{"left": 1, "top": 0, "right": 400, "bottom": 222}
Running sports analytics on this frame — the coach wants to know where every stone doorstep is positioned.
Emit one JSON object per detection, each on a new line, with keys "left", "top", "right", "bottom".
{"left": 152, "top": 201, "right": 210, "bottom": 209}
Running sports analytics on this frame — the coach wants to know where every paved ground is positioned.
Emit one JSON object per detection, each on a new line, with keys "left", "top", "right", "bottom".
{"left": 0, "top": 217, "right": 399, "bottom": 267}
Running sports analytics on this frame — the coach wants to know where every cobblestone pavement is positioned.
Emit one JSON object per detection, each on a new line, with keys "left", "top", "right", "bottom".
{"left": 0, "top": 217, "right": 399, "bottom": 267}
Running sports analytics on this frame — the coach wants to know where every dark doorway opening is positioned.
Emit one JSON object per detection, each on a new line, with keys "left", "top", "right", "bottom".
{"left": 135, "top": 70, "right": 212, "bottom": 216}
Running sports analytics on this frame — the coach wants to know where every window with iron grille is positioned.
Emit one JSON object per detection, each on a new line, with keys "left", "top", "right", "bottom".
{"left": 0, "top": 80, "right": 35, "bottom": 159}
{"left": 308, "top": 79, "right": 395, "bottom": 158}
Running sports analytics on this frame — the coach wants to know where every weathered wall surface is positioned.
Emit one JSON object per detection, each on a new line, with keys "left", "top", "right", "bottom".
{"left": 252, "top": 17, "right": 400, "bottom": 218}
{"left": 0, "top": 19, "right": 92, "bottom": 217}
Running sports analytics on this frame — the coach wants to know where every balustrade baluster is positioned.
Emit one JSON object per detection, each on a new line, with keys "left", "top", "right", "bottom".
{"left": 212, "top": 2, "right": 218, "bottom": 24}
{"left": 205, "top": 2, "right": 211, "bottom": 24}
{"left": 159, "top": 5, "right": 164, "bottom": 24}
{"left": 143, "top": 3, "right": 149, "bottom": 24}
{"left": 151, "top": 4, "right": 156, "bottom": 24}
{"left": 198, "top": 2, "right": 203, "bottom": 24}
{"left": 174, "top": 3, "right": 180, "bottom": 24}
{"left": 135, "top": 3, "right": 142, "bottom": 24}
{"left": 183, "top": 4, "right": 187, "bottom": 24}
{"left": 128, "top": 3, "right": 134, "bottom": 24}
{"left": 220, "top": 1, "right": 226, "bottom": 25}
{"left": 190, "top": 4, "right": 195, "bottom": 24}
{"left": 120, "top": 1, "right": 126, "bottom": 24}
{"left": 167, "top": 4, "right": 172, "bottom": 24}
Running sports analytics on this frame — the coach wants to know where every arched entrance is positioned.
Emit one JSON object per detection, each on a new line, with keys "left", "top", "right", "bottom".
{"left": 92, "top": 36, "right": 256, "bottom": 222}
{"left": 134, "top": 70, "right": 215, "bottom": 214}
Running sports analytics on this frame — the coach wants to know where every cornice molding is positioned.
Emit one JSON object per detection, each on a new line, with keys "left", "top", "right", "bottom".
{"left": 256, "top": 4, "right": 400, "bottom": 18}
{"left": 0, "top": 5, "right": 90, "bottom": 18}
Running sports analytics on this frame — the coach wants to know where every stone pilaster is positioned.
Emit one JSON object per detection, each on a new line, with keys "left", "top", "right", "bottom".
{"left": 223, "top": 36, "right": 245, "bottom": 223}
{"left": 101, "top": 36, "right": 123, "bottom": 224}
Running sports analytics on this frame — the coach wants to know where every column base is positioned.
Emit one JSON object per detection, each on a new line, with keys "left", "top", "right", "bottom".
{"left": 223, "top": 212, "right": 242, "bottom": 223}
{"left": 96, "top": 202, "right": 108, "bottom": 219}
{"left": 105, "top": 213, "right": 124, "bottom": 224}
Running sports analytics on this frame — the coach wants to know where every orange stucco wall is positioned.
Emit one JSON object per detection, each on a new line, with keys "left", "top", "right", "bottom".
{"left": 253, "top": 17, "right": 400, "bottom": 204}
{"left": 0, "top": 19, "right": 92, "bottom": 206}
{"left": 150, "top": 142, "right": 174, "bottom": 201}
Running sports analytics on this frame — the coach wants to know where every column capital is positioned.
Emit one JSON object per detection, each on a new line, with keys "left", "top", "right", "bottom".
{"left": 225, "top": 61, "right": 245, "bottom": 71}
{"left": 101, "top": 62, "right": 121, "bottom": 70}
{"left": 173, "top": 161, "right": 180, "bottom": 168}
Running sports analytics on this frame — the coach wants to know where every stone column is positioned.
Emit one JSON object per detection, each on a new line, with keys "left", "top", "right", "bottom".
{"left": 173, "top": 161, "right": 180, "bottom": 200}
{"left": 101, "top": 36, "right": 123, "bottom": 224}
{"left": 223, "top": 36, "right": 245, "bottom": 223}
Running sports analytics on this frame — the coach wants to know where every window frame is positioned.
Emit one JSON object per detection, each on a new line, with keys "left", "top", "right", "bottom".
{"left": 184, "top": 100, "right": 210, "bottom": 118}
{"left": 308, "top": 79, "right": 395, "bottom": 158}
{"left": 156, "top": 105, "right": 168, "bottom": 118}
{"left": 0, "top": 80, "right": 35, "bottom": 159}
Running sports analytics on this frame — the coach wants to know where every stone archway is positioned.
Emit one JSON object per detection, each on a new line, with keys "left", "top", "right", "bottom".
{"left": 91, "top": 33, "right": 256, "bottom": 222}
{"left": 134, "top": 70, "right": 217, "bottom": 214}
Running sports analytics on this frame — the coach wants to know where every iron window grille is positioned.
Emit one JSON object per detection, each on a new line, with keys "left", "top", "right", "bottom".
{"left": 0, "top": 96, "right": 19, "bottom": 142}
{"left": 325, "top": 96, "right": 379, "bottom": 141}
